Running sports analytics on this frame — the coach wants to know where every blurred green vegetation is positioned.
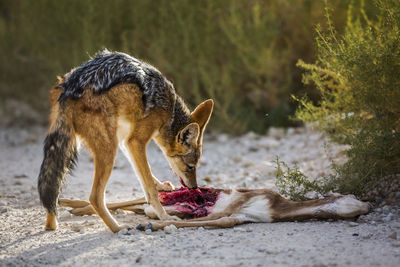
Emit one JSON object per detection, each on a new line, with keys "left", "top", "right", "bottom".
{"left": 0, "top": 0, "right": 362, "bottom": 132}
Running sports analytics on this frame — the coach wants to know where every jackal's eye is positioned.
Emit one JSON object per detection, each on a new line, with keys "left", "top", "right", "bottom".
{"left": 186, "top": 165, "right": 195, "bottom": 172}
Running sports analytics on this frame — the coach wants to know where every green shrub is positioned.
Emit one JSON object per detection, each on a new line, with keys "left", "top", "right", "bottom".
{"left": 274, "top": 157, "right": 334, "bottom": 201}
{"left": 294, "top": 0, "right": 400, "bottom": 197}
{"left": 0, "top": 0, "right": 352, "bottom": 132}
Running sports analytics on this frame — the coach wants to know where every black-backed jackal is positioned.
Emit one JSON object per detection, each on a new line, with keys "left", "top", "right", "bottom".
{"left": 38, "top": 50, "right": 213, "bottom": 233}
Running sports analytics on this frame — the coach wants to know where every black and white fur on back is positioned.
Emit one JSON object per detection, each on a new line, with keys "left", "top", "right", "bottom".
{"left": 58, "top": 49, "right": 191, "bottom": 136}
{"left": 58, "top": 49, "right": 172, "bottom": 113}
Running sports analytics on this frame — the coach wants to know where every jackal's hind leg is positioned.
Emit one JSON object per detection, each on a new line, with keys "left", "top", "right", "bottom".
{"left": 45, "top": 213, "right": 57, "bottom": 230}
{"left": 86, "top": 141, "right": 130, "bottom": 233}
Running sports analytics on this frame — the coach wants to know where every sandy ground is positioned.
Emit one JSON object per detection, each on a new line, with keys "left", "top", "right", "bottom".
{"left": 0, "top": 126, "right": 399, "bottom": 267}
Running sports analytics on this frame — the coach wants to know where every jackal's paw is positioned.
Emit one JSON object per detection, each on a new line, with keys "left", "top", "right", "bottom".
{"left": 157, "top": 181, "right": 175, "bottom": 192}
{"left": 114, "top": 224, "right": 130, "bottom": 233}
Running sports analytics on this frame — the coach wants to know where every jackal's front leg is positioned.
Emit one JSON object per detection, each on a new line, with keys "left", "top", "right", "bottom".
{"left": 127, "top": 139, "right": 179, "bottom": 221}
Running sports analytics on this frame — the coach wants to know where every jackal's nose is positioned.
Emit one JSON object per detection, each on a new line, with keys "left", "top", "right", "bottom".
{"left": 188, "top": 181, "right": 198, "bottom": 189}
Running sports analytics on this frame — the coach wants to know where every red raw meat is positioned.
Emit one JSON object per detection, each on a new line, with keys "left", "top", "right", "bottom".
{"left": 158, "top": 187, "right": 219, "bottom": 218}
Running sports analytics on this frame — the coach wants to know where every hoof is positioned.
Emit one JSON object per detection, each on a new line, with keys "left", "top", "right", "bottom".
{"left": 145, "top": 223, "right": 153, "bottom": 231}
{"left": 136, "top": 224, "right": 145, "bottom": 231}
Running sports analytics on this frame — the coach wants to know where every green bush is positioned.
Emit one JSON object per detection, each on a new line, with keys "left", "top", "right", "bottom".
{"left": 294, "top": 0, "right": 400, "bottom": 197}
{"left": 0, "top": 0, "right": 352, "bottom": 132}
{"left": 274, "top": 157, "right": 334, "bottom": 201}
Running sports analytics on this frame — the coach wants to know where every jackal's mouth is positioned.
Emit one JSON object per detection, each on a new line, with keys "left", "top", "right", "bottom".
{"left": 173, "top": 171, "right": 188, "bottom": 187}
{"left": 178, "top": 177, "right": 188, "bottom": 188}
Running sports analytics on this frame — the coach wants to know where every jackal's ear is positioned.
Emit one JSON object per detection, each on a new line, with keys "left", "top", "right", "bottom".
{"left": 177, "top": 123, "right": 200, "bottom": 146}
{"left": 190, "top": 99, "right": 214, "bottom": 143}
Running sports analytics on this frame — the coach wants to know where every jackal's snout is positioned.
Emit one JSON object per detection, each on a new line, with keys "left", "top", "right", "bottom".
{"left": 183, "top": 170, "right": 198, "bottom": 189}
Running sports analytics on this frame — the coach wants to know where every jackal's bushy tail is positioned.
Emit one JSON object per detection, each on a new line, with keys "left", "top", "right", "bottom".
{"left": 38, "top": 112, "right": 77, "bottom": 215}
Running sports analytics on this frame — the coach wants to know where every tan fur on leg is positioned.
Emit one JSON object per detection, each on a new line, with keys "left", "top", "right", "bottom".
{"left": 45, "top": 212, "right": 57, "bottom": 230}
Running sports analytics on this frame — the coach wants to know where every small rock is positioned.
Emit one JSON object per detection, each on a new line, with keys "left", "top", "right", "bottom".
{"left": 71, "top": 223, "right": 82, "bottom": 232}
{"left": 164, "top": 224, "right": 177, "bottom": 234}
{"left": 163, "top": 226, "right": 171, "bottom": 234}
{"left": 0, "top": 200, "right": 7, "bottom": 206}
{"left": 352, "top": 233, "right": 359, "bottom": 236}
{"left": 14, "top": 174, "right": 28, "bottom": 179}
{"left": 362, "top": 233, "right": 373, "bottom": 240}
{"left": 248, "top": 147, "right": 259, "bottom": 152}
{"left": 218, "top": 232, "right": 224, "bottom": 236}
{"left": 388, "top": 232, "right": 397, "bottom": 240}
{"left": 383, "top": 214, "right": 393, "bottom": 222}
{"left": 118, "top": 228, "right": 129, "bottom": 235}
{"left": 217, "top": 134, "right": 228, "bottom": 143}
{"left": 128, "top": 229, "right": 136, "bottom": 235}
{"left": 382, "top": 205, "right": 391, "bottom": 213}
{"left": 392, "top": 242, "right": 400, "bottom": 248}
{"left": 242, "top": 161, "right": 254, "bottom": 168}
{"left": 357, "top": 215, "right": 369, "bottom": 223}
{"left": 268, "top": 127, "right": 284, "bottom": 139}
{"left": 202, "top": 177, "right": 211, "bottom": 182}
{"left": 145, "top": 229, "right": 152, "bottom": 235}
{"left": 59, "top": 211, "right": 72, "bottom": 219}
{"left": 0, "top": 207, "right": 8, "bottom": 213}
{"left": 349, "top": 222, "right": 359, "bottom": 227}
{"left": 116, "top": 209, "right": 127, "bottom": 215}
{"left": 375, "top": 198, "right": 384, "bottom": 205}
{"left": 232, "top": 157, "right": 242, "bottom": 163}
{"left": 198, "top": 227, "right": 205, "bottom": 231}
{"left": 79, "top": 228, "right": 85, "bottom": 234}
{"left": 84, "top": 220, "right": 95, "bottom": 226}
{"left": 392, "top": 222, "right": 400, "bottom": 229}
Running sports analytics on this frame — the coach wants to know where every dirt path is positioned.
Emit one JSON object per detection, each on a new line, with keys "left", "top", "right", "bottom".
{"left": 1, "top": 126, "right": 399, "bottom": 266}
